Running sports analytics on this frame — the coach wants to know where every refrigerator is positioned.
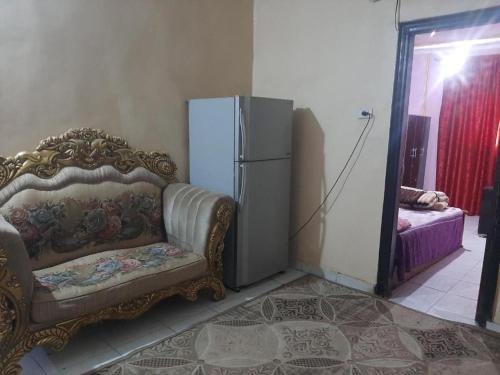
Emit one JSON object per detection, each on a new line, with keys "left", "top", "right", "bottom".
{"left": 188, "top": 96, "right": 293, "bottom": 290}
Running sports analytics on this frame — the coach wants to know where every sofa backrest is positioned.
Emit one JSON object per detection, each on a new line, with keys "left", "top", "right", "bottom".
{"left": 0, "top": 129, "right": 177, "bottom": 270}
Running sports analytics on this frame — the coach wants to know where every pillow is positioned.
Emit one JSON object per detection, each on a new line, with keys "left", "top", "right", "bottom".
{"left": 397, "top": 218, "right": 411, "bottom": 232}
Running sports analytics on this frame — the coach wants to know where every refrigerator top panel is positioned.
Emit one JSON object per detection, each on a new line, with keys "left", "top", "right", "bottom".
{"left": 237, "top": 96, "right": 293, "bottom": 162}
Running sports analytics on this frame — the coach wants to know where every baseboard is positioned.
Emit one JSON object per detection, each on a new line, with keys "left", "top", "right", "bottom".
{"left": 486, "top": 320, "right": 500, "bottom": 333}
{"left": 293, "top": 262, "right": 375, "bottom": 294}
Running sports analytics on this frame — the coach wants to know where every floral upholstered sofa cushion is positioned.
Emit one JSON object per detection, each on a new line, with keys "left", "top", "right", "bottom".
{"left": 31, "top": 242, "right": 207, "bottom": 323}
{"left": 0, "top": 181, "right": 164, "bottom": 270}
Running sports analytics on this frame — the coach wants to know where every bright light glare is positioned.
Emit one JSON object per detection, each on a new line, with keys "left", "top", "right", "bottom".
{"left": 496, "top": 121, "right": 500, "bottom": 148}
{"left": 440, "top": 43, "right": 470, "bottom": 79}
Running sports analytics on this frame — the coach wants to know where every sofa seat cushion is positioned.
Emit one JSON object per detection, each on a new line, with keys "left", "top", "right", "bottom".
{"left": 31, "top": 242, "right": 207, "bottom": 324}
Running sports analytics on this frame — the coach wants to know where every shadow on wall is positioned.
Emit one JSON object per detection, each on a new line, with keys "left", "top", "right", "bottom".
{"left": 289, "top": 109, "right": 376, "bottom": 273}
{"left": 325, "top": 114, "right": 376, "bottom": 215}
{"left": 289, "top": 108, "right": 326, "bottom": 268}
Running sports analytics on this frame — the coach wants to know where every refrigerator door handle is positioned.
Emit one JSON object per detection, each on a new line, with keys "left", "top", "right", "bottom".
{"left": 239, "top": 164, "right": 247, "bottom": 211}
{"left": 239, "top": 107, "right": 246, "bottom": 160}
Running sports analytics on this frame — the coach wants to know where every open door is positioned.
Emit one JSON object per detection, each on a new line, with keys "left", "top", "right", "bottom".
{"left": 376, "top": 7, "right": 500, "bottom": 328}
{"left": 476, "top": 144, "right": 500, "bottom": 326}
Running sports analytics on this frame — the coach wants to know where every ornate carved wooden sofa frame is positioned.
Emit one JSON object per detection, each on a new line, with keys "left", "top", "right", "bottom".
{"left": 0, "top": 129, "right": 233, "bottom": 374}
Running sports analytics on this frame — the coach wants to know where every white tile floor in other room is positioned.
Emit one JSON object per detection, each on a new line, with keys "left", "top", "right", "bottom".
{"left": 390, "top": 215, "right": 485, "bottom": 325}
{"left": 19, "top": 269, "right": 305, "bottom": 375}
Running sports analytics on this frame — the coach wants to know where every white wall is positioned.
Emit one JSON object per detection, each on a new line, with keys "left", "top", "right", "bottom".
{"left": 253, "top": 0, "right": 500, "bottom": 288}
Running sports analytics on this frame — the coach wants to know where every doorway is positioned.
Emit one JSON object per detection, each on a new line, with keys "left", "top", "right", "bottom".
{"left": 376, "top": 6, "right": 500, "bottom": 327}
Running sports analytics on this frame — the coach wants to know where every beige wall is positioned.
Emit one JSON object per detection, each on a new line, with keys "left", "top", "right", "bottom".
{"left": 0, "top": 0, "right": 253, "bottom": 181}
{"left": 3, "top": 0, "right": 500, "bottom": 324}
{"left": 253, "top": 0, "right": 500, "bottom": 289}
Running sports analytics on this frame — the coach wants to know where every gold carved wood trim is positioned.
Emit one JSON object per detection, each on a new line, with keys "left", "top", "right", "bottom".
{"left": 206, "top": 200, "right": 234, "bottom": 280}
{"left": 0, "top": 275, "right": 225, "bottom": 375}
{"left": 0, "top": 128, "right": 177, "bottom": 189}
{"left": 0, "top": 248, "right": 28, "bottom": 374}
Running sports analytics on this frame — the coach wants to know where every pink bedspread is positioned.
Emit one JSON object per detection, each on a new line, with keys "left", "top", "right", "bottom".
{"left": 395, "top": 207, "right": 464, "bottom": 282}
{"left": 398, "top": 207, "right": 463, "bottom": 230}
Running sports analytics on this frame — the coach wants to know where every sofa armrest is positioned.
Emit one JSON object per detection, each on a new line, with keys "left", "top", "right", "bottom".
{"left": 0, "top": 215, "right": 32, "bottom": 351}
{"left": 163, "top": 183, "right": 234, "bottom": 278}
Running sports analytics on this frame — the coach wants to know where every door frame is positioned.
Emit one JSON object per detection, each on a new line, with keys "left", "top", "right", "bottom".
{"left": 375, "top": 6, "right": 500, "bottom": 326}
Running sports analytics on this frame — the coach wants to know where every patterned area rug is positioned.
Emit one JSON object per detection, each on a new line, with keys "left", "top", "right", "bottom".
{"left": 94, "top": 276, "right": 500, "bottom": 374}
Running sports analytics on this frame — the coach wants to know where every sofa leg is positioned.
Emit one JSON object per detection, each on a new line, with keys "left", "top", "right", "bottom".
{"left": 0, "top": 353, "right": 21, "bottom": 375}
{"left": 0, "top": 326, "right": 73, "bottom": 375}
{"left": 0, "top": 339, "right": 31, "bottom": 375}
{"left": 209, "top": 277, "right": 226, "bottom": 301}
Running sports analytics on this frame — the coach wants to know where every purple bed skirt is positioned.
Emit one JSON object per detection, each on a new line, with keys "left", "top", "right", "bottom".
{"left": 395, "top": 210, "right": 465, "bottom": 282}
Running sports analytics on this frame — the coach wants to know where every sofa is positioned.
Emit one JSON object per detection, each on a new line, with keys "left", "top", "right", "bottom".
{"left": 0, "top": 128, "right": 234, "bottom": 374}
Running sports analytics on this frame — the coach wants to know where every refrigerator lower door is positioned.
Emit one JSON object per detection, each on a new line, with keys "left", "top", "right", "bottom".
{"left": 235, "top": 158, "right": 291, "bottom": 287}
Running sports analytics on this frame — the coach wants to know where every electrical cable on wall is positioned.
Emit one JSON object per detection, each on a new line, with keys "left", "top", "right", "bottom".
{"left": 289, "top": 111, "right": 375, "bottom": 240}
{"left": 395, "top": 0, "right": 402, "bottom": 31}
{"left": 370, "top": 0, "right": 401, "bottom": 32}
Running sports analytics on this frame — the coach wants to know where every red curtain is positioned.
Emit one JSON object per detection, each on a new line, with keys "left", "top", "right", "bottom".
{"left": 437, "top": 54, "right": 500, "bottom": 215}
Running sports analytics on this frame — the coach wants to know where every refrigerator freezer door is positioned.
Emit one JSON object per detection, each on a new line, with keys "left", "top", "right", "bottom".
{"left": 189, "top": 97, "right": 236, "bottom": 197}
{"left": 235, "top": 158, "right": 291, "bottom": 286}
{"left": 238, "top": 97, "right": 293, "bottom": 161}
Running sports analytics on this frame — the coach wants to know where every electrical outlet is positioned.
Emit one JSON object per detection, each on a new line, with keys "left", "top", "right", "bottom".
{"left": 358, "top": 109, "right": 372, "bottom": 119}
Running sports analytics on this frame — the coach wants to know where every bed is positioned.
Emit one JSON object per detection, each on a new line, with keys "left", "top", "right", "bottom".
{"left": 393, "top": 207, "right": 465, "bottom": 284}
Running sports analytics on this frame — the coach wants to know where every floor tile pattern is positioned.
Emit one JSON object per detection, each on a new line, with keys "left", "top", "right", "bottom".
{"left": 391, "top": 216, "right": 485, "bottom": 325}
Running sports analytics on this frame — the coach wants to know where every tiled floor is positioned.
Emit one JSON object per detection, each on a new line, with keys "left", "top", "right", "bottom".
{"left": 19, "top": 269, "right": 305, "bottom": 375}
{"left": 390, "top": 215, "right": 485, "bottom": 326}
